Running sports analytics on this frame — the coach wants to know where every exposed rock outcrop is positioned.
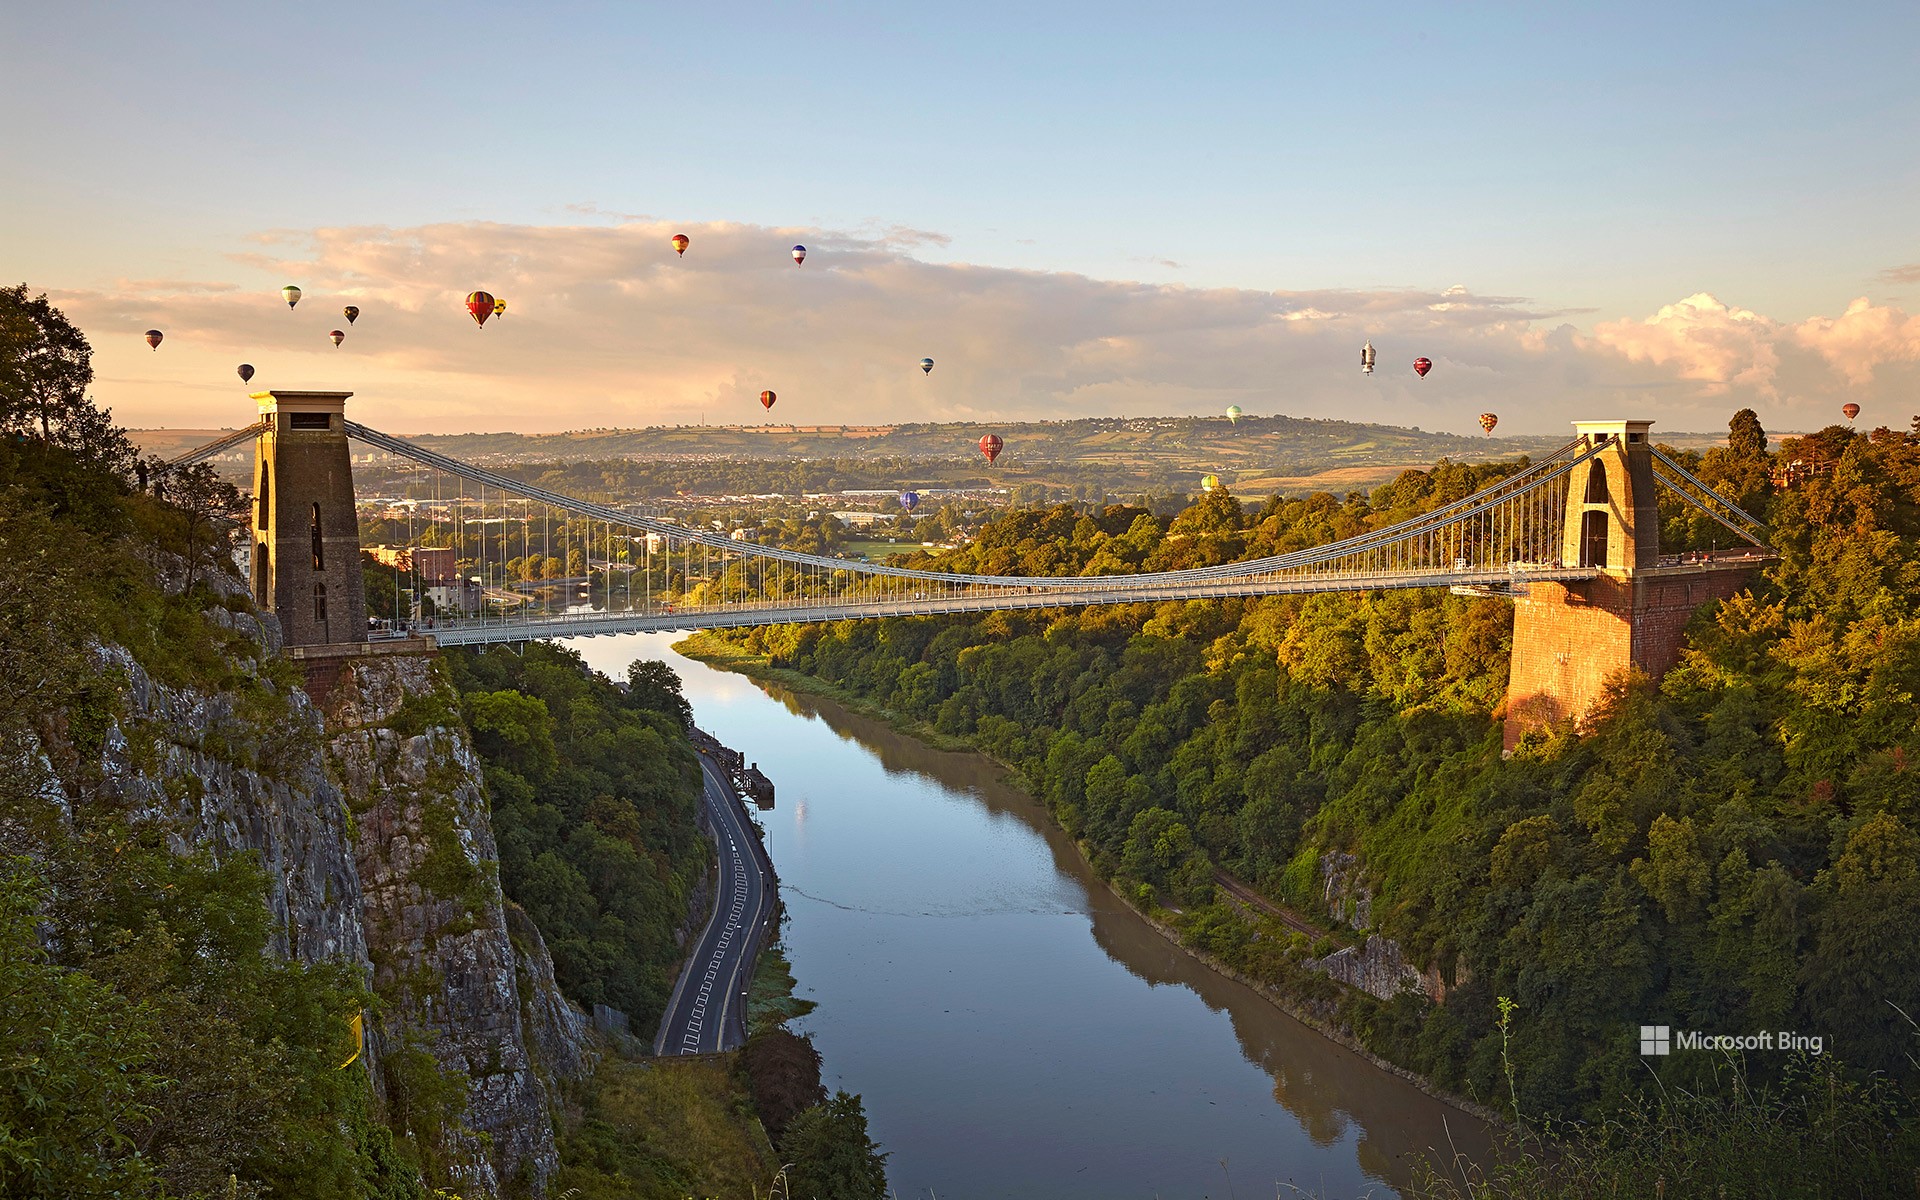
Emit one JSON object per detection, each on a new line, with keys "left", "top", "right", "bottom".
{"left": 1303, "top": 932, "right": 1426, "bottom": 1002}
{"left": 33, "top": 564, "right": 592, "bottom": 1198}
{"left": 325, "top": 654, "right": 592, "bottom": 1198}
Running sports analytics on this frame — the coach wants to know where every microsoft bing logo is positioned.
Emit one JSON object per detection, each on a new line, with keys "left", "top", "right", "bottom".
{"left": 1636, "top": 1023, "right": 1823, "bottom": 1056}
{"left": 1640, "top": 1025, "right": 1671, "bottom": 1055}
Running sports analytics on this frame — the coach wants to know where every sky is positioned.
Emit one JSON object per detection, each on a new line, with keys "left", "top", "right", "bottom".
{"left": 4, "top": 1, "right": 1917, "bottom": 435}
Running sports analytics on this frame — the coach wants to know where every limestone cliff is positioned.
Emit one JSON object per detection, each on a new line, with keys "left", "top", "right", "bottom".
{"left": 30, "top": 563, "right": 592, "bottom": 1198}
{"left": 325, "top": 654, "right": 595, "bottom": 1195}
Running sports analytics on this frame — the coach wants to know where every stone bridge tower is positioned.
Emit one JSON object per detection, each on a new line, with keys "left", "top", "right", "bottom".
{"left": 1503, "top": 420, "right": 1756, "bottom": 750}
{"left": 249, "top": 390, "right": 367, "bottom": 648}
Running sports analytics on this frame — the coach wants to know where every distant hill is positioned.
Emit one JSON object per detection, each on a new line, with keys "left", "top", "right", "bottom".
{"left": 133, "top": 415, "right": 1746, "bottom": 496}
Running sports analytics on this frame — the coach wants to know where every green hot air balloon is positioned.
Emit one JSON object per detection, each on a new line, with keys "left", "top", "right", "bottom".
{"left": 1225, "top": 405, "right": 1242, "bottom": 425}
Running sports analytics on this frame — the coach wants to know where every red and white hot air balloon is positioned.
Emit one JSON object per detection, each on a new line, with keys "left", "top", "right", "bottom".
{"left": 1413, "top": 357, "right": 1433, "bottom": 378}
{"left": 329, "top": 329, "right": 346, "bottom": 347}
{"left": 978, "top": 433, "right": 1003, "bottom": 465}
{"left": 465, "top": 291, "right": 496, "bottom": 327}
{"left": 791, "top": 244, "right": 807, "bottom": 266}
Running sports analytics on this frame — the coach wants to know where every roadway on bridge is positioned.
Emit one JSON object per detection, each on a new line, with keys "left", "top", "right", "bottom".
{"left": 653, "top": 751, "right": 776, "bottom": 1056}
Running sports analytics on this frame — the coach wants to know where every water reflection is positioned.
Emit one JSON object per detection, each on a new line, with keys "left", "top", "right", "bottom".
{"left": 566, "top": 633, "right": 1491, "bottom": 1199}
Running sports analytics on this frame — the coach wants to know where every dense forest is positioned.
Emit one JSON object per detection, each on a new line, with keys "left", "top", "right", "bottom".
{"left": 717, "top": 413, "right": 1920, "bottom": 1192}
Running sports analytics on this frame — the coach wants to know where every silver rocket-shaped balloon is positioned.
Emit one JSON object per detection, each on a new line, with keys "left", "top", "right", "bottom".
{"left": 1361, "top": 342, "right": 1376, "bottom": 375}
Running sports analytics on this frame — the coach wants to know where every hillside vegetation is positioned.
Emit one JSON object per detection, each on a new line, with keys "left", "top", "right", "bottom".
{"left": 714, "top": 412, "right": 1920, "bottom": 1193}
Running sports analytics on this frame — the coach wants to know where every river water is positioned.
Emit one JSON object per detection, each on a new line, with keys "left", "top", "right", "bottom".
{"left": 570, "top": 633, "right": 1491, "bottom": 1200}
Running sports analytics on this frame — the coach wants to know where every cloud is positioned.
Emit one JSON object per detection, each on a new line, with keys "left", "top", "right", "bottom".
{"left": 1792, "top": 296, "right": 1920, "bottom": 386}
{"left": 1878, "top": 263, "right": 1920, "bottom": 285}
{"left": 1588, "top": 294, "right": 1783, "bottom": 393}
{"left": 54, "top": 219, "right": 1920, "bottom": 436}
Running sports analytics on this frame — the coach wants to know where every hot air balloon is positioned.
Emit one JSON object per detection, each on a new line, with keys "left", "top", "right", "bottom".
{"left": 759, "top": 390, "right": 776, "bottom": 411}
{"left": 978, "top": 434, "right": 1003, "bottom": 465}
{"left": 465, "top": 291, "right": 496, "bottom": 327}
{"left": 898, "top": 490, "right": 920, "bottom": 513}
{"left": 1201, "top": 474, "right": 1220, "bottom": 492}
{"left": 672, "top": 233, "right": 690, "bottom": 256}
{"left": 329, "top": 329, "right": 346, "bottom": 347}
{"left": 494, "top": 298, "right": 507, "bottom": 320}
{"left": 791, "top": 245, "right": 807, "bottom": 266}
{"left": 1478, "top": 412, "right": 1499, "bottom": 437}
{"left": 282, "top": 285, "right": 302, "bottom": 309}
{"left": 237, "top": 364, "right": 255, "bottom": 384}
{"left": 1414, "top": 357, "right": 1432, "bottom": 378}
{"left": 920, "top": 358, "right": 935, "bottom": 375}
{"left": 1362, "top": 342, "right": 1376, "bottom": 375}
{"left": 1225, "top": 405, "right": 1242, "bottom": 425}
{"left": 343, "top": 305, "right": 360, "bottom": 325}
{"left": 144, "top": 329, "right": 163, "bottom": 350}
{"left": 1843, "top": 403, "right": 1861, "bottom": 422}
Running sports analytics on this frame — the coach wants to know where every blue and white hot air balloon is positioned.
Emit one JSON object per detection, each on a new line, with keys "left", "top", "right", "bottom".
{"left": 898, "top": 490, "right": 920, "bottom": 513}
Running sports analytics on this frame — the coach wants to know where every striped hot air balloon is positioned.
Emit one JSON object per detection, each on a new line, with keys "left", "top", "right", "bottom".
{"left": 465, "top": 291, "right": 496, "bottom": 327}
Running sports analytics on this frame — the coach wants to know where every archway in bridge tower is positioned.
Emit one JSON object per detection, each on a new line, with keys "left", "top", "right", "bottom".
{"left": 1584, "top": 460, "right": 1610, "bottom": 505}
{"left": 1580, "top": 509, "right": 1610, "bottom": 568}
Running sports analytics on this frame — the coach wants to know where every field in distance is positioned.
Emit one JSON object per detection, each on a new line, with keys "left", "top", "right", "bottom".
{"left": 132, "top": 415, "right": 1744, "bottom": 497}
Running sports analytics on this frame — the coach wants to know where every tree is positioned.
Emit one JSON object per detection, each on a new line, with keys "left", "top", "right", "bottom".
{"left": 1728, "top": 408, "right": 1768, "bottom": 459}
{"left": 0, "top": 285, "right": 133, "bottom": 475}
{"left": 0, "top": 860, "right": 156, "bottom": 1200}
{"left": 625, "top": 658, "right": 692, "bottom": 728}
{"left": 779, "top": 1091, "right": 888, "bottom": 1200}
{"left": 159, "top": 461, "right": 244, "bottom": 590}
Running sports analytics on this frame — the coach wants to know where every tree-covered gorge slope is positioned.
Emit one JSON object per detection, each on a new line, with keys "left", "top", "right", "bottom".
{"left": 716, "top": 420, "right": 1920, "bottom": 1145}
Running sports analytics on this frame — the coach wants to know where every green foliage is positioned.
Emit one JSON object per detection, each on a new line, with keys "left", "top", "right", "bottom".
{"left": 728, "top": 425, "right": 1920, "bottom": 1159}
{"left": 778, "top": 1092, "right": 889, "bottom": 1200}
{"left": 447, "top": 643, "right": 705, "bottom": 1027}
{"left": 553, "top": 1057, "right": 775, "bottom": 1200}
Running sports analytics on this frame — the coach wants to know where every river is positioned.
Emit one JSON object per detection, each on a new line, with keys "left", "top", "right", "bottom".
{"left": 569, "top": 632, "right": 1492, "bottom": 1200}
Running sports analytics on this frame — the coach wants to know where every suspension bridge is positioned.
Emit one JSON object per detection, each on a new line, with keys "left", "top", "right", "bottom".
{"left": 169, "top": 392, "right": 1772, "bottom": 743}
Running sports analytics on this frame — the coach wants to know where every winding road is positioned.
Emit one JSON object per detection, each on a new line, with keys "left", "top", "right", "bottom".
{"left": 653, "top": 751, "right": 776, "bottom": 1055}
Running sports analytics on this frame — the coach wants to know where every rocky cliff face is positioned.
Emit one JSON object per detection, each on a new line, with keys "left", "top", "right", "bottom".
{"left": 33, "top": 565, "right": 591, "bottom": 1198}
{"left": 325, "top": 653, "right": 594, "bottom": 1198}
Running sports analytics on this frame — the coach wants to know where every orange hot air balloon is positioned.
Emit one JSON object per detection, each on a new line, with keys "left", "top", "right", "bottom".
{"left": 979, "top": 433, "right": 1003, "bottom": 465}
{"left": 329, "top": 329, "right": 346, "bottom": 347}
{"left": 759, "top": 390, "right": 776, "bottom": 411}
{"left": 1843, "top": 403, "right": 1861, "bottom": 422}
{"left": 1478, "top": 412, "right": 1498, "bottom": 437}
{"left": 465, "top": 291, "right": 496, "bottom": 327}
{"left": 672, "top": 233, "right": 690, "bottom": 256}
{"left": 1413, "top": 357, "right": 1433, "bottom": 378}
{"left": 144, "top": 329, "right": 163, "bottom": 350}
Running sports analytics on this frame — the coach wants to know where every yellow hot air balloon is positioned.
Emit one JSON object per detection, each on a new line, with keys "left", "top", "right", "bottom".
{"left": 494, "top": 298, "right": 507, "bottom": 319}
{"left": 1201, "top": 473, "right": 1220, "bottom": 492}
{"left": 281, "top": 285, "right": 302, "bottom": 309}
{"left": 672, "top": 233, "right": 690, "bottom": 256}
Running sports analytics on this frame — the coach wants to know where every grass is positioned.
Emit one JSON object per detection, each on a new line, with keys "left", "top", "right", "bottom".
{"left": 555, "top": 1055, "right": 777, "bottom": 1200}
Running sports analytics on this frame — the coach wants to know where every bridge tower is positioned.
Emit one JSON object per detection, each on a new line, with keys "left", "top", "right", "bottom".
{"left": 248, "top": 390, "right": 367, "bottom": 648}
{"left": 1503, "top": 420, "right": 1753, "bottom": 750}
